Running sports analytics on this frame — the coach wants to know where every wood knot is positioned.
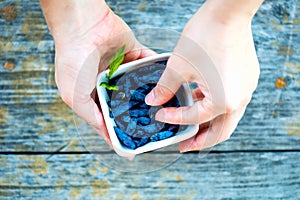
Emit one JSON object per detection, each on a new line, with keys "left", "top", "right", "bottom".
{"left": 275, "top": 77, "right": 287, "bottom": 89}
{"left": 3, "top": 61, "right": 16, "bottom": 70}
{"left": 1, "top": 5, "right": 18, "bottom": 21}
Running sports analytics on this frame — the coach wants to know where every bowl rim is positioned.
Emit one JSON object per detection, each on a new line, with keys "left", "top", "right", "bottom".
{"left": 96, "top": 53, "right": 199, "bottom": 157}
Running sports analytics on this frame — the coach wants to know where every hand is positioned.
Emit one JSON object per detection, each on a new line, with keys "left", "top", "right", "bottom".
{"left": 40, "top": 0, "right": 154, "bottom": 148}
{"left": 145, "top": 1, "right": 261, "bottom": 152}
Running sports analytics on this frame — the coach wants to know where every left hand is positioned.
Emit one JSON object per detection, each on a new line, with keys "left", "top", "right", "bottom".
{"left": 41, "top": 1, "right": 154, "bottom": 148}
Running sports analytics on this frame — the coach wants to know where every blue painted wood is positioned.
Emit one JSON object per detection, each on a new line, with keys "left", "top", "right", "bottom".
{"left": 0, "top": 0, "right": 299, "bottom": 152}
{"left": 0, "top": 153, "right": 300, "bottom": 199}
{"left": 0, "top": 0, "right": 300, "bottom": 199}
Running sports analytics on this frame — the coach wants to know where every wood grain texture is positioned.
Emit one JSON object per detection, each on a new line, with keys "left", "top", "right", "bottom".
{"left": 0, "top": 153, "right": 300, "bottom": 199}
{"left": 1, "top": 101, "right": 300, "bottom": 153}
{"left": 0, "top": 0, "right": 300, "bottom": 199}
{"left": 0, "top": 0, "right": 300, "bottom": 152}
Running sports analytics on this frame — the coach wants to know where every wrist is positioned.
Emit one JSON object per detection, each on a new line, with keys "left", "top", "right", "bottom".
{"left": 202, "top": 0, "right": 263, "bottom": 27}
{"left": 40, "top": 0, "right": 109, "bottom": 42}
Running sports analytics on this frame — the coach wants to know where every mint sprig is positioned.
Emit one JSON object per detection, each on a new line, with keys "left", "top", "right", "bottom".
{"left": 100, "top": 45, "right": 125, "bottom": 90}
{"left": 99, "top": 82, "right": 119, "bottom": 91}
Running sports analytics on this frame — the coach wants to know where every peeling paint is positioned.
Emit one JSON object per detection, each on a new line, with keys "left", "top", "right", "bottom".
{"left": 35, "top": 116, "right": 63, "bottom": 136}
{"left": 162, "top": 171, "right": 172, "bottom": 177}
{"left": 285, "top": 62, "right": 300, "bottom": 74}
{"left": 65, "top": 140, "right": 80, "bottom": 151}
{"left": 137, "top": 4, "right": 147, "bottom": 11}
{"left": 91, "top": 180, "right": 110, "bottom": 187}
{"left": 158, "top": 195, "right": 165, "bottom": 200}
{"left": 0, "top": 41, "right": 14, "bottom": 53}
{"left": 88, "top": 168, "right": 97, "bottom": 175}
{"left": 293, "top": 19, "right": 300, "bottom": 25}
{"left": 275, "top": 77, "right": 287, "bottom": 89}
{"left": 35, "top": 102, "right": 74, "bottom": 136}
{"left": 130, "top": 191, "right": 141, "bottom": 200}
{"left": 286, "top": 121, "right": 300, "bottom": 136}
{"left": 27, "top": 157, "right": 50, "bottom": 175}
{"left": 0, "top": 0, "right": 300, "bottom": 198}
{"left": 91, "top": 181, "right": 110, "bottom": 197}
{"left": 277, "top": 46, "right": 293, "bottom": 56}
{"left": 0, "top": 189, "right": 14, "bottom": 197}
{"left": 24, "top": 188, "right": 34, "bottom": 196}
{"left": 55, "top": 180, "right": 64, "bottom": 194}
{"left": 4, "top": 172, "right": 21, "bottom": 184}
{"left": 176, "top": 175, "right": 183, "bottom": 182}
{"left": 70, "top": 187, "right": 82, "bottom": 200}
{"left": 0, "top": 107, "right": 8, "bottom": 124}
{"left": 117, "top": 193, "right": 125, "bottom": 199}
{"left": 1, "top": 5, "right": 17, "bottom": 21}
{"left": 56, "top": 179, "right": 64, "bottom": 187}
{"left": 21, "top": 12, "right": 47, "bottom": 44}
{"left": 100, "top": 166, "right": 109, "bottom": 174}
{"left": 0, "top": 157, "right": 8, "bottom": 169}
{"left": 3, "top": 61, "right": 16, "bottom": 70}
{"left": 189, "top": 190, "right": 197, "bottom": 195}
{"left": 178, "top": 195, "right": 193, "bottom": 200}
{"left": 21, "top": 55, "right": 44, "bottom": 71}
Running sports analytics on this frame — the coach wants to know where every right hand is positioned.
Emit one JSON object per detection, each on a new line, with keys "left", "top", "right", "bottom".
{"left": 145, "top": 2, "right": 260, "bottom": 152}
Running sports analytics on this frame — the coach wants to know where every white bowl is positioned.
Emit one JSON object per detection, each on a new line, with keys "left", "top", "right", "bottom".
{"left": 96, "top": 53, "right": 199, "bottom": 157}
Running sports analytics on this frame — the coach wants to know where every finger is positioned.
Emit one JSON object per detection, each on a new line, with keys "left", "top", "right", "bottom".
{"left": 155, "top": 97, "right": 221, "bottom": 125}
{"left": 57, "top": 48, "right": 112, "bottom": 147}
{"left": 90, "top": 89, "right": 113, "bottom": 149}
{"left": 123, "top": 42, "right": 156, "bottom": 63}
{"left": 139, "top": 46, "right": 157, "bottom": 58}
{"left": 191, "top": 87, "right": 205, "bottom": 100}
{"left": 135, "top": 42, "right": 157, "bottom": 58}
{"left": 145, "top": 55, "right": 190, "bottom": 106}
{"left": 73, "top": 96, "right": 111, "bottom": 142}
{"left": 178, "top": 106, "right": 247, "bottom": 152}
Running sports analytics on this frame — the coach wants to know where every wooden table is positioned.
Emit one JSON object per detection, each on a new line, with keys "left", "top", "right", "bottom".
{"left": 1, "top": 0, "right": 300, "bottom": 199}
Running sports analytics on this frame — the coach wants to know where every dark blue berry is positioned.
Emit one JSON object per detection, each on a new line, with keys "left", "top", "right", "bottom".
{"left": 114, "top": 126, "right": 136, "bottom": 149}
{"left": 108, "top": 62, "right": 188, "bottom": 149}
{"left": 150, "top": 131, "right": 174, "bottom": 142}
{"left": 136, "top": 117, "right": 151, "bottom": 126}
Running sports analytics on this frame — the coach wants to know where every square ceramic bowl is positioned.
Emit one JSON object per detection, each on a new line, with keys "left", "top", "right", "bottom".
{"left": 97, "top": 53, "right": 199, "bottom": 157}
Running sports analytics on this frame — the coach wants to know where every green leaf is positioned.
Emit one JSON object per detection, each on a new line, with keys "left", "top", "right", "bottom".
{"left": 107, "top": 45, "right": 125, "bottom": 79}
{"left": 100, "top": 82, "right": 119, "bottom": 90}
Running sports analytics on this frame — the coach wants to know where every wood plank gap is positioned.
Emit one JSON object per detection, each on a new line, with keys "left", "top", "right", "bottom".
{"left": 2, "top": 149, "right": 300, "bottom": 155}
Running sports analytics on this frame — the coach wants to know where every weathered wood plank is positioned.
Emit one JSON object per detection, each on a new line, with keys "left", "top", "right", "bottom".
{"left": 1, "top": 0, "right": 299, "bottom": 103}
{"left": 1, "top": 100, "right": 300, "bottom": 152}
{"left": 1, "top": 1, "right": 299, "bottom": 200}
{"left": 0, "top": 0, "right": 300, "bottom": 152}
{"left": 1, "top": 0, "right": 299, "bottom": 106}
{"left": 0, "top": 152, "right": 299, "bottom": 199}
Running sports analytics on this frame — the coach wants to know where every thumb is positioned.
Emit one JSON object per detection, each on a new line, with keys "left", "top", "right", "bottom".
{"left": 145, "top": 55, "right": 188, "bottom": 106}
{"left": 123, "top": 42, "right": 157, "bottom": 63}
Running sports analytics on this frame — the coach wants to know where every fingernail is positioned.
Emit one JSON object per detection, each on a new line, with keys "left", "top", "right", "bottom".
{"left": 179, "top": 148, "right": 189, "bottom": 153}
{"left": 145, "top": 91, "right": 155, "bottom": 105}
{"left": 179, "top": 145, "right": 188, "bottom": 153}
{"left": 155, "top": 109, "right": 166, "bottom": 122}
{"left": 179, "top": 148, "right": 192, "bottom": 153}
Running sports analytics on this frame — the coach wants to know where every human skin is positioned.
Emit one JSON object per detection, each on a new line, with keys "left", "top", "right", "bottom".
{"left": 39, "top": 0, "right": 154, "bottom": 148}
{"left": 145, "top": 0, "right": 264, "bottom": 152}
{"left": 40, "top": 0, "right": 264, "bottom": 155}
